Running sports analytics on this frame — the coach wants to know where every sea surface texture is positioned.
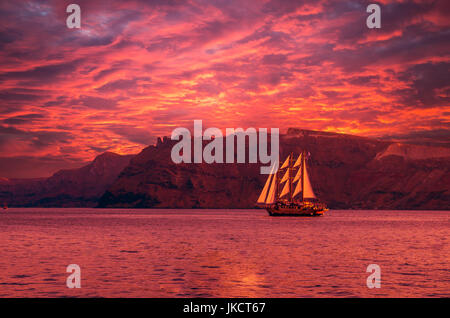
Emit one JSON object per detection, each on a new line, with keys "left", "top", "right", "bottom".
{"left": 0, "top": 209, "right": 448, "bottom": 297}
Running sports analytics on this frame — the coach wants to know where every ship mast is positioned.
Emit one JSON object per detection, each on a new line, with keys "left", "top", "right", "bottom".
{"left": 301, "top": 150, "right": 304, "bottom": 202}
{"left": 289, "top": 153, "right": 293, "bottom": 203}
{"left": 275, "top": 169, "right": 279, "bottom": 201}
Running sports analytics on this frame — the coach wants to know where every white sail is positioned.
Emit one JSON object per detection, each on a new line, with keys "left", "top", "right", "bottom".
{"left": 279, "top": 181, "right": 289, "bottom": 197}
{"left": 280, "top": 155, "right": 290, "bottom": 169}
{"left": 280, "top": 168, "right": 289, "bottom": 183}
{"left": 293, "top": 154, "right": 302, "bottom": 167}
{"left": 303, "top": 159, "right": 316, "bottom": 199}
{"left": 257, "top": 174, "right": 273, "bottom": 203}
{"left": 265, "top": 171, "right": 277, "bottom": 204}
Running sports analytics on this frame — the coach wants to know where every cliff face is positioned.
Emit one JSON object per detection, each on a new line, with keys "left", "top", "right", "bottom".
{"left": 0, "top": 152, "right": 133, "bottom": 207}
{"left": 99, "top": 130, "right": 450, "bottom": 210}
{"left": 3, "top": 130, "right": 448, "bottom": 209}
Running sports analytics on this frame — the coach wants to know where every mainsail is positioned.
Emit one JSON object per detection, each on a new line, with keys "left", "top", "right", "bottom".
{"left": 302, "top": 158, "right": 316, "bottom": 199}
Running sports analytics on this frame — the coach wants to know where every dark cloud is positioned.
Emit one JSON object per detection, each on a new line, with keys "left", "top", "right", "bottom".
{"left": 0, "top": 59, "right": 83, "bottom": 83}
{"left": 261, "top": 54, "right": 288, "bottom": 65}
{"left": 396, "top": 61, "right": 450, "bottom": 107}
{"left": 96, "top": 77, "right": 151, "bottom": 93}
{"left": 0, "top": 91, "right": 45, "bottom": 103}
{"left": 107, "top": 125, "right": 154, "bottom": 145}
{"left": 0, "top": 124, "right": 73, "bottom": 151}
{"left": 3, "top": 113, "right": 45, "bottom": 125}
{"left": 93, "top": 61, "right": 131, "bottom": 81}
{"left": 0, "top": 28, "right": 22, "bottom": 49}
{"left": 381, "top": 129, "right": 450, "bottom": 147}
{"left": 31, "top": 130, "right": 73, "bottom": 148}
{"left": 262, "top": 0, "right": 307, "bottom": 16}
{"left": 43, "top": 95, "right": 68, "bottom": 108}
{"left": 0, "top": 155, "right": 87, "bottom": 179}
{"left": 97, "top": 79, "right": 139, "bottom": 93}
{"left": 73, "top": 95, "right": 119, "bottom": 109}
{"left": 331, "top": 23, "right": 450, "bottom": 72}
{"left": 61, "top": 9, "right": 142, "bottom": 48}
{"left": 347, "top": 75, "right": 380, "bottom": 86}
{"left": 327, "top": 0, "right": 434, "bottom": 44}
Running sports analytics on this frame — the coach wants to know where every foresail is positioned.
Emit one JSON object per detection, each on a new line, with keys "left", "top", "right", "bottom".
{"left": 257, "top": 161, "right": 278, "bottom": 204}
{"left": 265, "top": 171, "right": 277, "bottom": 204}
{"left": 257, "top": 174, "right": 273, "bottom": 203}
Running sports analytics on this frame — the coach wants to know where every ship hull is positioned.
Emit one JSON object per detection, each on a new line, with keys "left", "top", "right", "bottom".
{"left": 266, "top": 204, "right": 326, "bottom": 216}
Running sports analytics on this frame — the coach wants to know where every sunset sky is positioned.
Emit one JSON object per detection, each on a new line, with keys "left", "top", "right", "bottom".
{"left": 0, "top": 0, "right": 449, "bottom": 178}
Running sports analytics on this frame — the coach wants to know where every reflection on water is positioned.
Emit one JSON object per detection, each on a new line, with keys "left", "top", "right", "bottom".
{"left": 0, "top": 209, "right": 448, "bottom": 297}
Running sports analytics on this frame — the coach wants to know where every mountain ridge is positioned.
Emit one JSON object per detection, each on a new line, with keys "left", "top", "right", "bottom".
{"left": 2, "top": 129, "right": 448, "bottom": 210}
{"left": 0, "top": 152, "right": 134, "bottom": 207}
{"left": 99, "top": 129, "right": 450, "bottom": 210}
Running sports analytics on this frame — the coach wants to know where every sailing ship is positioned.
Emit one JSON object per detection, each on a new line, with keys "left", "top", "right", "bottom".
{"left": 257, "top": 151, "right": 328, "bottom": 216}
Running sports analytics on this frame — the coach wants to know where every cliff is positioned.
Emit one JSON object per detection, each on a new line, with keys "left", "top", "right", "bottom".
{"left": 98, "top": 130, "right": 450, "bottom": 210}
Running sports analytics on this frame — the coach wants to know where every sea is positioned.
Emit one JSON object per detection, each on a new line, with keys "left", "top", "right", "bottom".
{"left": 0, "top": 209, "right": 448, "bottom": 297}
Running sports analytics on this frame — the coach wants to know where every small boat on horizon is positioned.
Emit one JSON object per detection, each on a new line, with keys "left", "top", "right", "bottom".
{"left": 256, "top": 151, "right": 328, "bottom": 216}
{"left": 2, "top": 203, "right": 7, "bottom": 210}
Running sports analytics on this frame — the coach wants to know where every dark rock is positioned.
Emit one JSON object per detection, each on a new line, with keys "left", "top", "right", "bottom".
{"left": 0, "top": 152, "right": 133, "bottom": 207}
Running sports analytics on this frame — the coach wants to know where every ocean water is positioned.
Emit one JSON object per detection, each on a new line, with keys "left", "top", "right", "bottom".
{"left": 0, "top": 208, "right": 448, "bottom": 298}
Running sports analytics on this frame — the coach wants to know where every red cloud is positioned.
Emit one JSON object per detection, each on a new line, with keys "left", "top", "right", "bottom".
{"left": 0, "top": 0, "right": 448, "bottom": 177}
